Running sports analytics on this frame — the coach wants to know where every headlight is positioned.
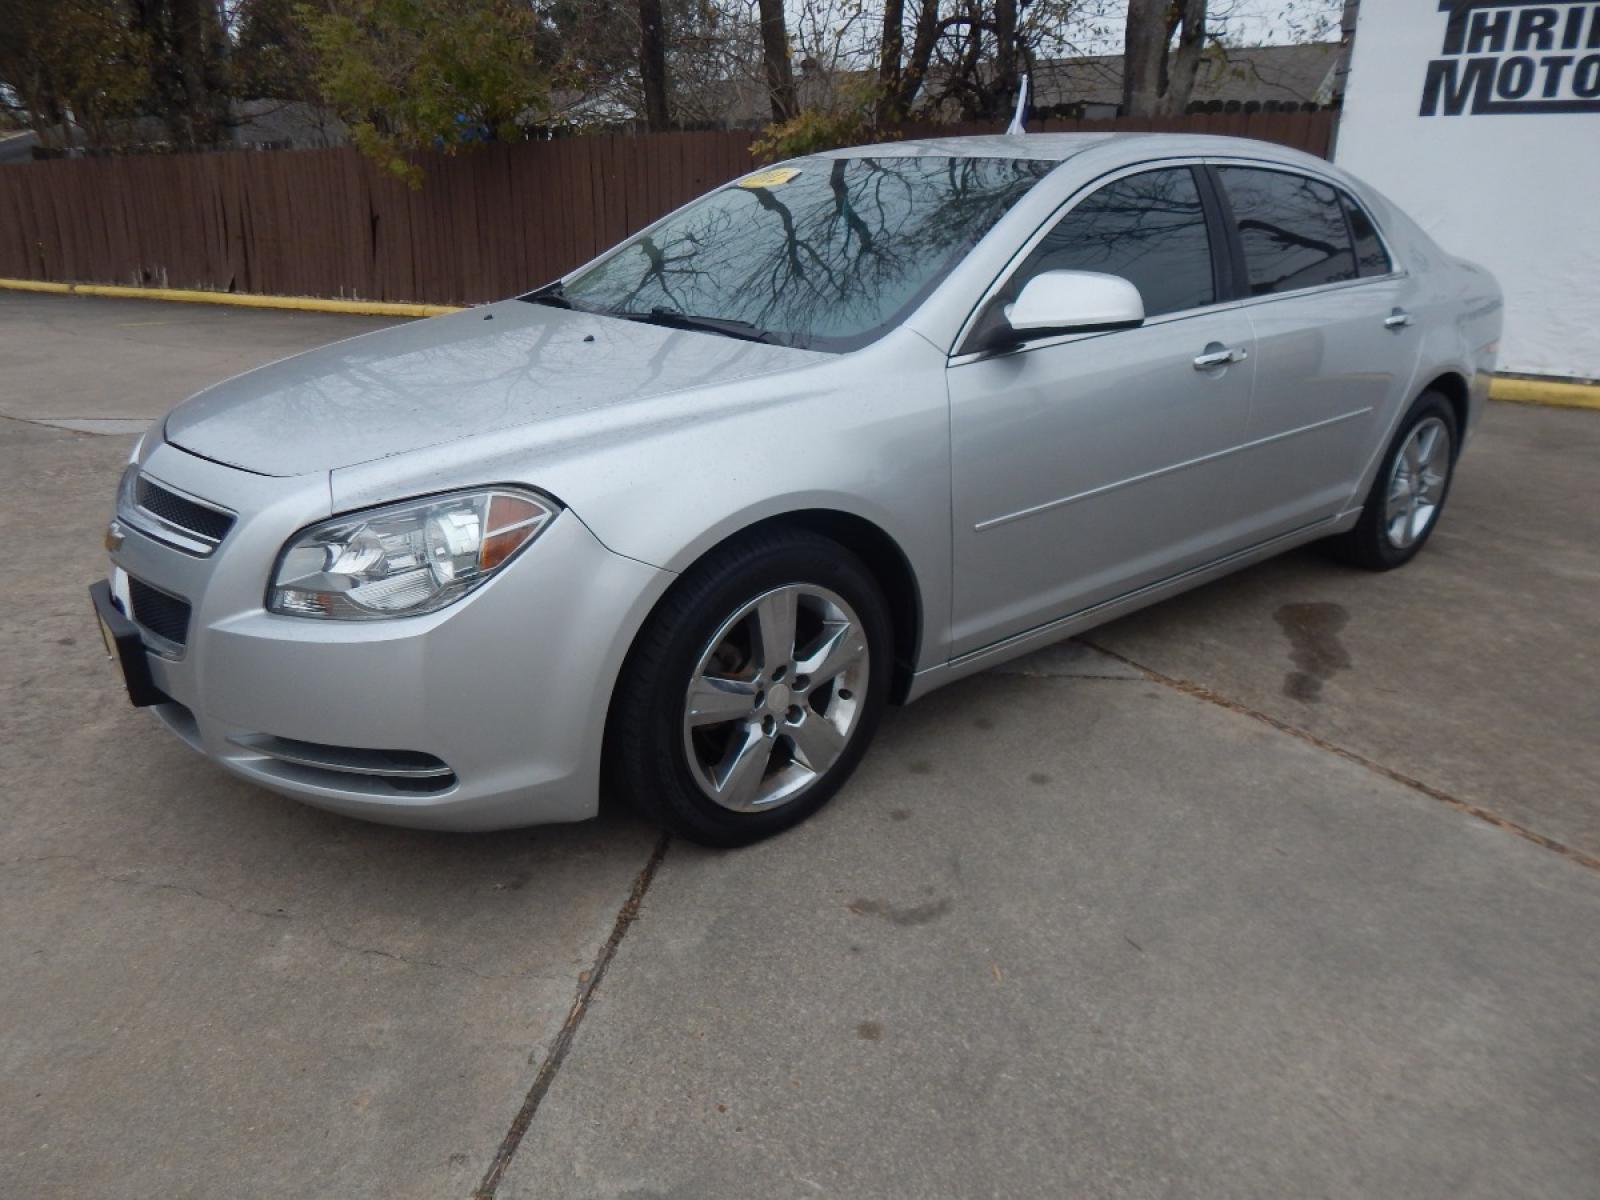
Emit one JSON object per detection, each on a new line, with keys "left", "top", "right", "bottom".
{"left": 268, "top": 488, "right": 556, "bottom": 619}
{"left": 117, "top": 463, "right": 139, "bottom": 511}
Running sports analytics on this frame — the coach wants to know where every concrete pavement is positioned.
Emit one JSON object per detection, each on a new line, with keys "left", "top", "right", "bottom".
{"left": 501, "top": 667, "right": 1600, "bottom": 1199}
{"left": 2, "top": 292, "right": 1596, "bottom": 1198}
{"left": 0, "top": 289, "right": 399, "bottom": 430}
{"left": 1088, "top": 402, "right": 1600, "bottom": 860}
{"left": 1, "top": 417, "right": 661, "bottom": 1198}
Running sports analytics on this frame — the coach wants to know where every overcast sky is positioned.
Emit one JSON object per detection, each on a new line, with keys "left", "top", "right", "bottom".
{"left": 1209, "top": 0, "right": 1344, "bottom": 46}
{"left": 1055, "top": 0, "right": 1344, "bottom": 54}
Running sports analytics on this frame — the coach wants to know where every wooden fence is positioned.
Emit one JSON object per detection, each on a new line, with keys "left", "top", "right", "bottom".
{"left": 0, "top": 110, "right": 1335, "bottom": 307}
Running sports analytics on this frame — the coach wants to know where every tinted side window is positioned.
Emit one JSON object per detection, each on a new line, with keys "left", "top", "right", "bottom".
{"left": 1342, "top": 195, "right": 1392, "bottom": 277}
{"left": 1010, "top": 168, "right": 1215, "bottom": 318}
{"left": 1217, "top": 167, "right": 1358, "bottom": 295}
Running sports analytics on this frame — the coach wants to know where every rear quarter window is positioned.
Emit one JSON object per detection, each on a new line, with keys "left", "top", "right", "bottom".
{"left": 1341, "top": 195, "right": 1393, "bottom": 277}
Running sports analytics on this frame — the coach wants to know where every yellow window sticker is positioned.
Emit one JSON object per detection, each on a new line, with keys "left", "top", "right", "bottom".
{"left": 738, "top": 167, "right": 800, "bottom": 189}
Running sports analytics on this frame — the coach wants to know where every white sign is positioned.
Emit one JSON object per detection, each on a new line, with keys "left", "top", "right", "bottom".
{"left": 1336, "top": 1, "right": 1600, "bottom": 379}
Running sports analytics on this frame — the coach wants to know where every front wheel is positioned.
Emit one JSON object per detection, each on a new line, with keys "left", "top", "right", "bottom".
{"left": 1325, "top": 390, "right": 1459, "bottom": 571}
{"left": 606, "top": 529, "right": 892, "bottom": 847}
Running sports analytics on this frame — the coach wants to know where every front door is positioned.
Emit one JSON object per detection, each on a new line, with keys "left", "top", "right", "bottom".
{"left": 948, "top": 166, "right": 1256, "bottom": 657}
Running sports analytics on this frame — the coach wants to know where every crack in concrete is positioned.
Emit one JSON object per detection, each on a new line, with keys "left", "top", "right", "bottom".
{"left": 0, "top": 853, "right": 96, "bottom": 869}
{"left": 108, "top": 874, "right": 294, "bottom": 923}
{"left": 2, "top": 854, "right": 297, "bottom": 924}
{"left": 473, "top": 830, "right": 671, "bottom": 1199}
{"left": 1081, "top": 639, "right": 1600, "bottom": 874}
{"left": 316, "top": 934, "right": 534, "bottom": 981}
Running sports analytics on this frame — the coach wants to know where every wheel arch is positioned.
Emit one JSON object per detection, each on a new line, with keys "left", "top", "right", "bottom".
{"left": 623, "top": 507, "right": 926, "bottom": 706}
{"left": 1418, "top": 370, "right": 1470, "bottom": 448}
{"left": 751, "top": 510, "right": 923, "bottom": 704}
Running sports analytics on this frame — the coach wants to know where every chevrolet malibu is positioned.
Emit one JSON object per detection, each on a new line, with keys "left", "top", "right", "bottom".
{"left": 93, "top": 134, "right": 1502, "bottom": 845}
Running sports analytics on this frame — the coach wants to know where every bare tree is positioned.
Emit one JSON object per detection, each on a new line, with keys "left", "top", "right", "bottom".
{"left": 755, "top": 0, "right": 797, "bottom": 121}
{"left": 874, "top": 0, "right": 941, "bottom": 124}
{"left": 554, "top": 0, "right": 1115, "bottom": 134}
{"left": 1122, "top": 0, "right": 1208, "bottom": 117}
{"left": 1162, "top": 0, "right": 1208, "bottom": 114}
{"left": 132, "top": 0, "right": 233, "bottom": 146}
{"left": 921, "top": 0, "right": 1028, "bottom": 120}
{"left": 639, "top": 0, "right": 672, "bottom": 129}
{"left": 1120, "top": 0, "right": 1163, "bottom": 117}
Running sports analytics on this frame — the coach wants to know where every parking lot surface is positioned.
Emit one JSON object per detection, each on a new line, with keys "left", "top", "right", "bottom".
{"left": 3, "top": 291, "right": 1597, "bottom": 1198}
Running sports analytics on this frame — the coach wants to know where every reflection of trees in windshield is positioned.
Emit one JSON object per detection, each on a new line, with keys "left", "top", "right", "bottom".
{"left": 565, "top": 156, "right": 1051, "bottom": 350}
{"left": 1010, "top": 168, "right": 1215, "bottom": 318}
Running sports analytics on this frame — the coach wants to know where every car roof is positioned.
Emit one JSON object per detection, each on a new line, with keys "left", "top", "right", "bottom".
{"left": 816, "top": 132, "right": 1326, "bottom": 170}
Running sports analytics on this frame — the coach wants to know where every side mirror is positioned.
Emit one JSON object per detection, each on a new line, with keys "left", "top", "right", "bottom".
{"left": 980, "top": 270, "right": 1145, "bottom": 352}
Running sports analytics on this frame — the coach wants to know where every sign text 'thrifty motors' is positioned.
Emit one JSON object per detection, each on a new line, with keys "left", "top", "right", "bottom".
{"left": 1421, "top": 1, "right": 1600, "bottom": 114}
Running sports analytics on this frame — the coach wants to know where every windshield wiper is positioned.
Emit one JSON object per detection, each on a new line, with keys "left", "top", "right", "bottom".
{"left": 620, "top": 307, "right": 775, "bottom": 344}
{"left": 521, "top": 281, "right": 573, "bottom": 309}
{"left": 522, "top": 291, "right": 777, "bottom": 344}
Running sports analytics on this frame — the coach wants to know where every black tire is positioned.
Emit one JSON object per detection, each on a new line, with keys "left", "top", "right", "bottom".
{"left": 1323, "top": 389, "right": 1460, "bottom": 571}
{"left": 605, "top": 527, "right": 892, "bottom": 847}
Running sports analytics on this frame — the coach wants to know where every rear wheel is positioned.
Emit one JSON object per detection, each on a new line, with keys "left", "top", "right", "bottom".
{"left": 1325, "top": 390, "right": 1459, "bottom": 571}
{"left": 606, "top": 529, "right": 891, "bottom": 847}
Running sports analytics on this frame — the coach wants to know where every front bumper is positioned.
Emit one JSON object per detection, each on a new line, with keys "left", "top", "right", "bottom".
{"left": 103, "top": 439, "right": 671, "bottom": 831}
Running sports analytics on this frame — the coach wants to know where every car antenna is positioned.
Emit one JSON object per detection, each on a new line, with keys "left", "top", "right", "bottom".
{"left": 1006, "top": 73, "right": 1030, "bottom": 136}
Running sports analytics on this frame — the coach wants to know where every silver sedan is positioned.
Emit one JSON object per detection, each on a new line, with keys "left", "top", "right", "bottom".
{"left": 93, "top": 133, "right": 1503, "bottom": 845}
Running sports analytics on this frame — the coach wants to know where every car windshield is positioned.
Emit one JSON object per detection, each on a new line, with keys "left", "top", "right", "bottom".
{"left": 548, "top": 154, "right": 1054, "bottom": 352}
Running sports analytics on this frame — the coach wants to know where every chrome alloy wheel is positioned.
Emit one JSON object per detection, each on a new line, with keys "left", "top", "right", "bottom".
{"left": 681, "top": 584, "right": 870, "bottom": 813}
{"left": 1384, "top": 416, "right": 1452, "bottom": 549}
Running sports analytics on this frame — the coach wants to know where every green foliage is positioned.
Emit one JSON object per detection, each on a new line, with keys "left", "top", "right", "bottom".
{"left": 0, "top": 0, "right": 152, "bottom": 149}
{"left": 234, "top": 0, "right": 325, "bottom": 102}
{"left": 297, "top": 0, "right": 550, "bottom": 184}
{"left": 750, "top": 79, "right": 894, "bottom": 163}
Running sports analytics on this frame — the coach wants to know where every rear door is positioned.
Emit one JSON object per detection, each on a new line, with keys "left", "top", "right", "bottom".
{"left": 947, "top": 165, "right": 1257, "bottom": 657}
{"left": 1210, "top": 165, "right": 1423, "bottom": 540}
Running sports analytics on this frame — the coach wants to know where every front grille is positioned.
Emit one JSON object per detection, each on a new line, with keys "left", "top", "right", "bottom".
{"left": 129, "top": 577, "right": 192, "bottom": 647}
{"left": 135, "top": 476, "right": 235, "bottom": 544}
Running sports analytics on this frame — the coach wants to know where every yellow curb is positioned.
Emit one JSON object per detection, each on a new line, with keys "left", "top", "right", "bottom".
{"left": 0, "top": 277, "right": 461, "bottom": 318}
{"left": 1490, "top": 375, "right": 1600, "bottom": 411}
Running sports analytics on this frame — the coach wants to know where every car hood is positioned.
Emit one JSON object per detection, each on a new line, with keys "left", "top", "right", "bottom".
{"left": 162, "top": 300, "right": 828, "bottom": 476}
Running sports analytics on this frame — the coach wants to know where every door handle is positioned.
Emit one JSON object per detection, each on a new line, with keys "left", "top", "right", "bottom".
{"left": 1193, "top": 345, "right": 1247, "bottom": 370}
{"left": 1384, "top": 308, "right": 1414, "bottom": 330}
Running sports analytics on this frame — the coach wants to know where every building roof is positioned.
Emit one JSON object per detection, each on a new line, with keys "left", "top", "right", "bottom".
{"left": 230, "top": 100, "right": 348, "bottom": 149}
{"left": 814, "top": 131, "right": 1329, "bottom": 168}
{"left": 702, "top": 42, "right": 1342, "bottom": 128}
{"left": 1028, "top": 41, "right": 1342, "bottom": 112}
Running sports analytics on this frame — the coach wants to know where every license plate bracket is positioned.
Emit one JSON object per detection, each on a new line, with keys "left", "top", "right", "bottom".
{"left": 89, "top": 580, "right": 171, "bottom": 708}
